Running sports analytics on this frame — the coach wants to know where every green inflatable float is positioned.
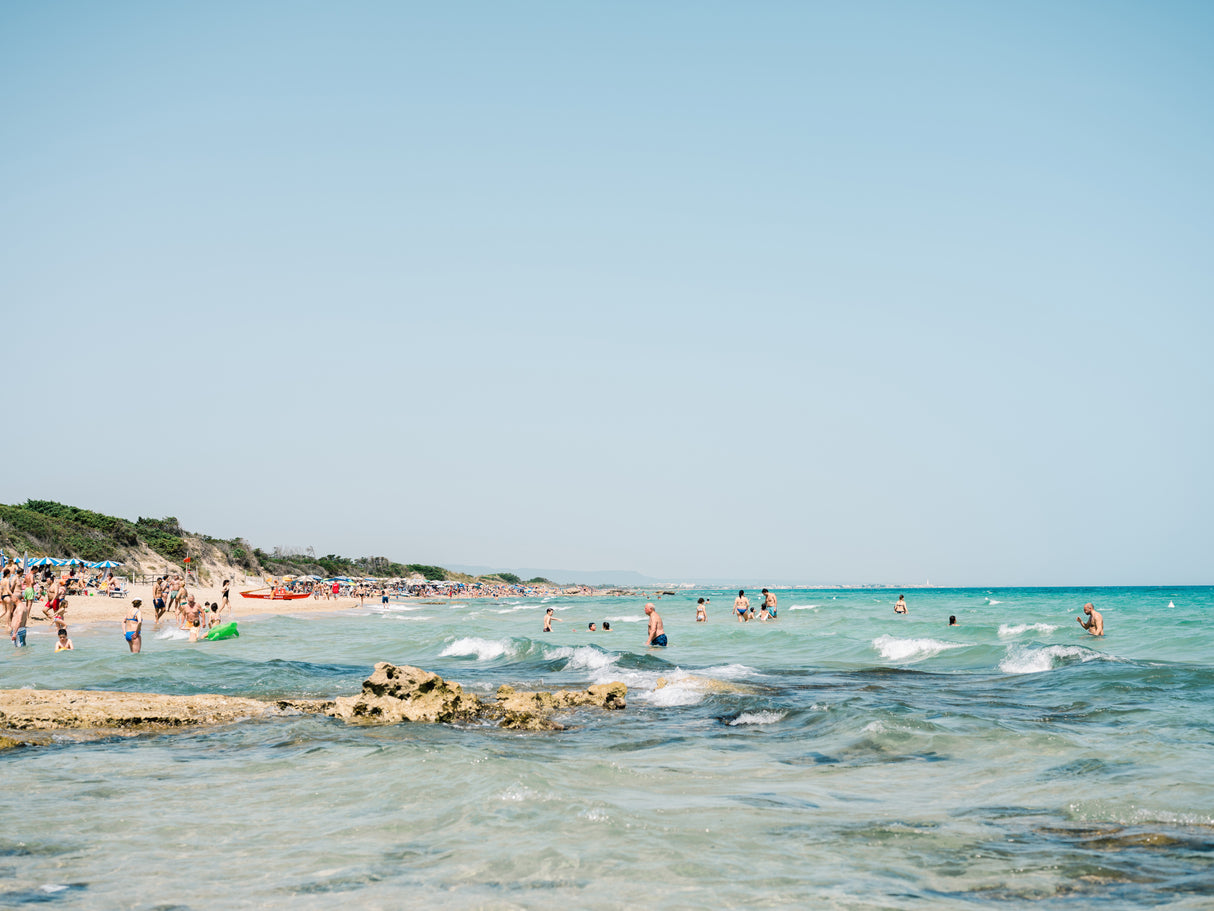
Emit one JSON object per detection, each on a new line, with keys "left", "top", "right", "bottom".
{"left": 205, "top": 621, "right": 239, "bottom": 641}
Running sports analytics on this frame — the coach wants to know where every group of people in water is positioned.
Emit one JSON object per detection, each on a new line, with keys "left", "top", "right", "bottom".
{"left": 541, "top": 587, "right": 786, "bottom": 649}
{"left": 892, "top": 593, "right": 1105, "bottom": 637}
{"left": 541, "top": 588, "right": 1107, "bottom": 651}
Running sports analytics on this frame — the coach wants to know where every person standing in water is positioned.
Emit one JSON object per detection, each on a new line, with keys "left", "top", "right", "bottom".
{"left": 644, "top": 603, "right": 667, "bottom": 647}
{"left": 734, "top": 590, "right": 750, "bottom": 623}
{"left": 1077, "top": 603, "right": 1104, "bottom": 636}
{"left": 696, "top": 598, "right": 707, "bottom": 622}
{"left": 123, "top": 600, "right": 143, "bottom": 653}
{"left": 895, "top": 595, "right": 908, "bottom": 614}
{"left": 762, "top": 589, "right": 778, "bottom": 620}
{"left": 542, "top": 608, "right": 563, "bottom": 632}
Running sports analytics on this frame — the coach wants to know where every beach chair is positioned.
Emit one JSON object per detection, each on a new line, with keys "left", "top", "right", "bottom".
{"left": 108, "top": 581, "right": 129, "bottom": 598}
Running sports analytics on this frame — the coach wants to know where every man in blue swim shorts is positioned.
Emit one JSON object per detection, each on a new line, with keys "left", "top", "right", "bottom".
{"left": 644, "top": 603, "right": 668, "bottom": 647}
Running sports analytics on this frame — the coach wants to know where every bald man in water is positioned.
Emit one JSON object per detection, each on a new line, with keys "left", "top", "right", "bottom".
{"left": 1077, "top": 602, "right": 1104, "bottom": 636}
{"left": 644, "top": 603, "right": 667, "bottom": 647}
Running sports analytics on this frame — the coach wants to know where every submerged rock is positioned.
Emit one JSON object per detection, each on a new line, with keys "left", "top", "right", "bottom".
{"left": 0, "top": 689, "right": 281, "bottom": 732}
{"left": 489, "top": 681, "right": 628, "bottom": 730}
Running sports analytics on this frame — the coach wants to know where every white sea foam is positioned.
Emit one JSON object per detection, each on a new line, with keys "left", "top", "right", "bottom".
{"left": 700, "top": 663, "right": 758, "bottom": 680}
{"left": 998, "top": 622, "right": 1059, "bottom": 638}
{"left": 155, "top": 628, "right": 190, "bottom": 640}
{"left": 644, "top": 674, "right": 707, "bottom": 707}
{"left": 729, "top": 711, "right": 785, "bottom": 726}
{"left": 862, "top": 720, "right": 886, "bottom": 734}
{"left": 787, "top": 604, "right": 820, "bottom": 611}
{"left": 999, "top": 644, "right": 1104, "bottom": 674}
{"left": 543, "top": 645, "right": 619, "bottom": 671}
{"left": 440, "top": 637, "right": 513, "bottom": 661}
{"left": 872, "top": 634, "right": 963, "bottom": 663}
{"left": 608, "top": 668, "right": 708, "bottom": 707}
{"left": 986, "top": 599, "right": 1003, "bottom": 605}
{"left": 605, "top": 615, "right": 646, "bottom": 623}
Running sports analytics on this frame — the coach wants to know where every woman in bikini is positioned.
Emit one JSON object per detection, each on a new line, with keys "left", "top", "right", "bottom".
{"left": 123, "top": 600, "right": 143, "bottom": 653}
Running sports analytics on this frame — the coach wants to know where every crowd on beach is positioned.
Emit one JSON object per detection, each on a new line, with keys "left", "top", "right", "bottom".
{"left": 263, "top": 578, "right": 598, "bottom": 602}
{"left": 0, "top": 563, "right": 111, "bottom": 648}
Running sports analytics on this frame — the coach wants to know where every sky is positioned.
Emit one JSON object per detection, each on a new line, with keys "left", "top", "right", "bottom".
{"left": 2, "top": 1, "right": 1211, "bottom": 585}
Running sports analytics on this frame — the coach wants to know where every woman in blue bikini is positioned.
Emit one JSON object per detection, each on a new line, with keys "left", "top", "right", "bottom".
{"left": 122, "top": 600, "right": 143, "bottom": 653}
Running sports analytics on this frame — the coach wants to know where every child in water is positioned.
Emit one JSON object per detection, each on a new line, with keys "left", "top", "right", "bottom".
{"left": 55, "top": 628, "right": 73, "bottom": 651}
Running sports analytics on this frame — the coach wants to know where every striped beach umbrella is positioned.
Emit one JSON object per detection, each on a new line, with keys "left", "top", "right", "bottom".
{"left": 94, "top": 560, "right": 125, "bottom": 569}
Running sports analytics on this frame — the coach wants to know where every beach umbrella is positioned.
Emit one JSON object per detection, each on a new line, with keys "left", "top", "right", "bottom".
{"left": 94, "top": 560, "right": 124, "bottom": 569}
{"left": 62, "top": 557, "right": 85, "bottom": 566}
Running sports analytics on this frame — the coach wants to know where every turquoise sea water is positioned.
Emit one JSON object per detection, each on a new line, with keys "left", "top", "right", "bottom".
{"left": 2, "top": 587, "right": 1212, "bottom": 909}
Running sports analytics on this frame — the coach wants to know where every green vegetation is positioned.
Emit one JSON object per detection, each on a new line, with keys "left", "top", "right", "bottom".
{"left": 526, "top": 577, "right": 553, "bottom": 585}
{"left": 0, "top": 499, "right": 460, "bottom": 582}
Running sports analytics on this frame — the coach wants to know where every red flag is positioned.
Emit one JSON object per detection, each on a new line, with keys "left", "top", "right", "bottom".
{"left": 184, "top": 557, "right": 192, "bottom": 563}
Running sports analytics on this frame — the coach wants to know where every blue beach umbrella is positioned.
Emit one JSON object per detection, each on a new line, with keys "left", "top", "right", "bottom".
{"left": 94, "top": 560, "right": 124, "bottom": 569}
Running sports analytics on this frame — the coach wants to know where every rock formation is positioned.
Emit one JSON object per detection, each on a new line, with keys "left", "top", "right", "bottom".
{"left": 0, "top": 663, "right": 628, "bottom": 744}
{"left": 328, "top": 662, "right": 627, "bottom": 730}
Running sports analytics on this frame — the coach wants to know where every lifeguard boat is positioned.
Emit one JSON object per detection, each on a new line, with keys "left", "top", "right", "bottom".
{"left": 240, "top": 587, "right": 311, "bottom": 600}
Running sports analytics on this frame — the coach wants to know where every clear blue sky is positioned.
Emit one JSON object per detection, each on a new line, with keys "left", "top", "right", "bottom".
{"left": 3, "top": 2, "right": 1211, "bottom": 584}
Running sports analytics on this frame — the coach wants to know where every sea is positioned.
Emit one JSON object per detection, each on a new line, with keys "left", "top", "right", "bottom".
{"left": 1, "top": 586, "right": 1212, "bottom": 909}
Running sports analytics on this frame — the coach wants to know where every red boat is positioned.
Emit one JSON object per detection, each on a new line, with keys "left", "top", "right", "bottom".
{"left": 240, "top": 588, "right": 312, "bottom": 601}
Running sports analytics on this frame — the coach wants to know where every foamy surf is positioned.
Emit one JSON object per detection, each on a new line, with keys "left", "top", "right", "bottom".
{"left": 728, "top": 710, "right": 785, "bottom": 726}
{"left": 998, "top": 622, "right": 1059, "bottom": 638}
{"left": 787, "top": 604, "right": 820, "bottom": 611}
{"left": 543, "top": 644, "right": 619, "bottom": 671}
{"left": 999, "top": 643, "right": 1106, "bottom": 674}
{"left": 986, "top": 598, "right": 1003, "bottom": 605}
{"left": 872, "top": 634, "right": 963, "bottom": 663}
{"left": 440, "top": 637, "right": 516, "bottom": 661}
{"left": 155, "top": 628, "right": 190, "bottom": 640}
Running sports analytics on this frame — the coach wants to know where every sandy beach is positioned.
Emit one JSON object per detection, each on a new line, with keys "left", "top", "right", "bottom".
{"left": 35, "top": 580, "right": 371, "bottom": 630}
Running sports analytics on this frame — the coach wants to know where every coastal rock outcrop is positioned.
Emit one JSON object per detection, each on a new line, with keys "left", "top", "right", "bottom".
{"left": 328, "top": 663, "right": 482, "bottom": 725}
{"left": 327, "top": 663, "right": 627, "bottom": 730}
{"left": 488, "top": 682, "right": 628, "bottom": 730}
{"left": 0, "top": 689, "right": 282, "bottom": 732}
{"left": 0, "top": 665, "right": 628, "bottom": 744}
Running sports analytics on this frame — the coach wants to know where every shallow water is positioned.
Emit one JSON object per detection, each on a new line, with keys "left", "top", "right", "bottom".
{"left": 2, "top": 587, "right": 1213, "bottom": 909}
